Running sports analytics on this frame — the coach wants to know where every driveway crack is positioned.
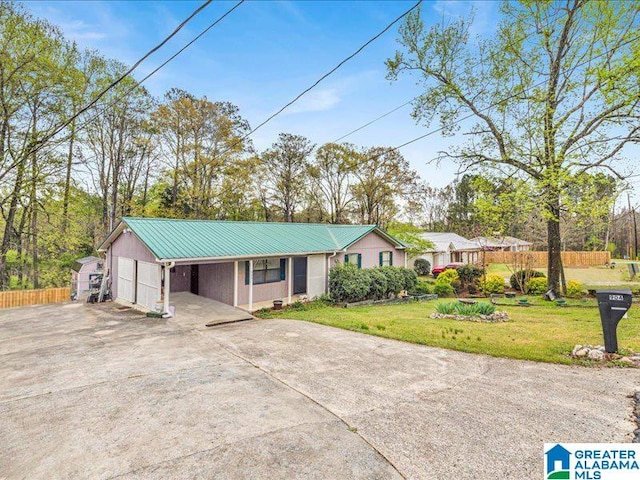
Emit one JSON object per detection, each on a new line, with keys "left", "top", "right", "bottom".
{"left": 203, "top": 336, "right": 407, "bottom": 480}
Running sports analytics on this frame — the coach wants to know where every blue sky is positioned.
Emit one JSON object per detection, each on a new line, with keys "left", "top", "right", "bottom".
{"left": 27, "top": 0, "right": 502, "bottom": 189}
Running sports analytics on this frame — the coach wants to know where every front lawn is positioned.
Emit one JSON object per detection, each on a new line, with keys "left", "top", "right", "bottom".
{"left": 261, "top": 301, "right": 640, "bottom": 365}
{"left": 485, "top": 262, "right": 640, "bottom": 291}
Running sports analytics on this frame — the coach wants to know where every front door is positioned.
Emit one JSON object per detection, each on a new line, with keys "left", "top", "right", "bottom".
{"left": 293, "top": 257, "right": 307, "bottom": 295}
{"left": 190, "top": 264, "right": 199, "bottom": 295}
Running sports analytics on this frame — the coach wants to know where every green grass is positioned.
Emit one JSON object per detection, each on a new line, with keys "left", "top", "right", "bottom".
{"left": 261, "top": 301, "right": 640, "bottom": 365}
{"left": 486, "top": 263, "right": 640, "bottom": 290}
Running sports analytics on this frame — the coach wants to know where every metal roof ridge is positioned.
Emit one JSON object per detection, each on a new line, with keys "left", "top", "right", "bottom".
{"left": 325, "top": 225, "right": 342, "bottom": 250}
{"left": 124, "top": 216, "right": 379, "bottom": 228}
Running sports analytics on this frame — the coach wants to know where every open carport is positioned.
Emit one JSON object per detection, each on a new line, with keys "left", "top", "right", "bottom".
{"left": 169, "top": 291, "right": 253, "bottom": 327}
{"left": 0, "top": 301, "right": 638, "bottom": 478}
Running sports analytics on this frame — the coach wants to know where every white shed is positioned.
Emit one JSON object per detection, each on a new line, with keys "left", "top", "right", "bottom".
{"left": 71, "top": 256, "right": 102, "bottom": 298}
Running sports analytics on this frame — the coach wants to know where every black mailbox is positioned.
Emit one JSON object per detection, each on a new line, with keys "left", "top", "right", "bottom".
{"left": 596, "top": 290, "right": 632, "bottom": 353}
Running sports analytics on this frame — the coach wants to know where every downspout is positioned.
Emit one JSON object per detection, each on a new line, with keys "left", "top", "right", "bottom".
{"left": 163, "top": 261, "right": 175, "bottom": 317}
{"left": 326, "top": 250, "right": 341, "bottom": 295}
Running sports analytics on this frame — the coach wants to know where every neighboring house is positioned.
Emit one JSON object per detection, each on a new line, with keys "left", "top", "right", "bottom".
{"left": 70, "top": 256, "right": 102, "bottom": 298}
{"left": 98, "top": 217, "right": 406, "bottom": 314}
{"left": 411, "top": 232, "right": 482, "bottom": 269}
{"left": 471, "top": 236, "right": 533, "bottom": 252}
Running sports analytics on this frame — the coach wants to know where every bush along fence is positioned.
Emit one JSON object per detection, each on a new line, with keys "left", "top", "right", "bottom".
{"left": 0, "top": 287, "right": 71, "bottom": 309}
{"left": 483, "top": 250, "right": 610, "bottom": 267}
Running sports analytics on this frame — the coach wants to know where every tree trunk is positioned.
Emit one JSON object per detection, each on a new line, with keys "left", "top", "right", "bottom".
{"left": 0, "top": 158, "right": 25, "bottom": 289}
{"left": 546, "top": 202, "right": 562, "bottom": 294}
{"left": 61, "top": 116, "right": 76, "bottom": 236}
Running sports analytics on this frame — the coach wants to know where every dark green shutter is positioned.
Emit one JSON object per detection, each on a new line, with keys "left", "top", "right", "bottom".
{"left": 245, "top": 261, "right": 250, "bottom": 285}
{"left": 389, "top": 251, "right": 393, "bottom": 266}
{"left": 357, "top": 254, "right": 362, "bottom": 269}
{"left": 344, "top": 254, "right": 349, "bottom": 263}
{"left": 280, "top": 258, "right": 286, "bottom": 280}
{"left": 379, "top": 251, "right": 383, "bottom": 266}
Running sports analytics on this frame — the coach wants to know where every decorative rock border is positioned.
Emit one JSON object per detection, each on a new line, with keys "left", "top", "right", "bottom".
{"left": 429, "top": 311, "right": 510, "bottom": 323}
{"left": 572, "top": 344, "right": 640, "bottom": 367}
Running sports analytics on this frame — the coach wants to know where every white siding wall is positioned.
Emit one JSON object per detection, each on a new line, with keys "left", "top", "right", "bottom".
{"left": 307, "top": 254, "right": 326, "bottom": 299}
{"left": 136, "top": 261, "right": 161, "bottom": 311}
{"left": 117, "top": 257, "right": 135, "bottom": 302}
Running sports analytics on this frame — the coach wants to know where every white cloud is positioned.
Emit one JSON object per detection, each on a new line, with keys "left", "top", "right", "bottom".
{"left": 58, "top": 19, "right": 107, "bottom": 41}
{"left": 284, "top": 88, "right": 341, "bottom": 115}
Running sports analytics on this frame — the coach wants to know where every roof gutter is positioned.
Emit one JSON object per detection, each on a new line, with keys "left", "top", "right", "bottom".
{"left": 152, "top": 250, "right": 342, "bottom": 264}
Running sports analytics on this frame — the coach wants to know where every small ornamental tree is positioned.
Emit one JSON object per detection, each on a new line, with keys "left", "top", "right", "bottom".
{"left": 413, "top": 258, "right": 431, "bottom": 276}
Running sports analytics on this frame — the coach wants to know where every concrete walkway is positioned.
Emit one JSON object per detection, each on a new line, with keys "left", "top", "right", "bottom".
{"left": 1, "top": 301, "right": 638, "bottom": 479}
{"left": 170, "top": 291, "right": 253, "bottom": 328}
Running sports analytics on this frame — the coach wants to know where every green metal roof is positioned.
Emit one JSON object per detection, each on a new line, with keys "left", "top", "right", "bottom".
{"left": 100, "top": 217, "right": 403, "bottom": 261}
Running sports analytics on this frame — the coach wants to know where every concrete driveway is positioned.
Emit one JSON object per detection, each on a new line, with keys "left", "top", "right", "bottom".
{"left": 1, "top": 302, "right": 638, "bottom": 479}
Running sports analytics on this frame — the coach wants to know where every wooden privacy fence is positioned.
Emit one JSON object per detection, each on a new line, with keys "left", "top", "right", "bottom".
{"left": 483, "top": 251, "right": 610, "bottom": 267}
{"left": 0, "top": 287, "right": 71, "bottom": 309}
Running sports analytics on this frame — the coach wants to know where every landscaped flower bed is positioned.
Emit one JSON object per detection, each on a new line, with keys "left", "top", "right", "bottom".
{"left": 429, "top": 301, "right": 509, "bottom": 323}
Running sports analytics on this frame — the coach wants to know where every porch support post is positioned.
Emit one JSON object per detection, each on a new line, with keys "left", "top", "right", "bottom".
{"left": 404, "top": 251, "right": 407, "bottom": 268}
{"left": 233, "top": 260, "right": 238, "bottom": 307}
{"left": 163, "top": 263, "right": 171, "bottom": 315}
{"left": 248, "top": 260, "right": 253, "bottom": 312}
{"left": 288, "top": 257, "right": 293, "bottom": 304}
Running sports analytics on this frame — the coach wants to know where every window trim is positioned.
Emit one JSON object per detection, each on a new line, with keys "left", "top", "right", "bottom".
{"left": 245, "top": 258, "right": 286, "bottom": 285}
{"left": 379, "top": 250, "right": 393, "bottom": 267}
{"left": 344, "top": 253, "right": 362, "bottom": 268}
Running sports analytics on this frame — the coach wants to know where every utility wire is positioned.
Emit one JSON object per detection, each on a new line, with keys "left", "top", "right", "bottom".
{"left": 27, "top": 0, "right": 213, "bottom": 158}
{"left": 367, "top": 32, "right": 640, "bottom": 163}
{"left": 36, "top": 0, "right": 244, "bottom": 161}
{"left": 215, "top": 0, "right": 422, "bottom": 157}
{"left": 333, "top": 97, "right": 415, "bottom": 143}
{"left": 330, "top": 7, "right": 572, "bottom": 145}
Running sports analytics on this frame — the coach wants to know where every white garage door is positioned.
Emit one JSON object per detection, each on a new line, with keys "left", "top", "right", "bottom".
{"left": 307, "top": 254, "right": 326, "bottom": 299}
{"left": 117, "top": 257, "right": 135, "bottom": 303}
{"left": 136, "top": 261, "right": 161, "bottom": 312}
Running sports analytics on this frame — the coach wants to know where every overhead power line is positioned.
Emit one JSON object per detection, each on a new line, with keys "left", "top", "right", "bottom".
{"left": 28, "top": 0, "right": 213, "bottom": 157}
{"left": 211, "top": 0, "right": 422, "bottom": 158}
{"left": 35, "top": 0, "right": 244, "bottom": 162}
{"left": 330, "top": 7, "right": 572, "bottom": 144}
{"left": 360, "top": 32, "right": 640, "bottom": 165}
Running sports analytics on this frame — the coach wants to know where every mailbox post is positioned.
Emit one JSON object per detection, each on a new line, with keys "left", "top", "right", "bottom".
{"left": 595, "top": 290, "right": 632, "bottom": 353}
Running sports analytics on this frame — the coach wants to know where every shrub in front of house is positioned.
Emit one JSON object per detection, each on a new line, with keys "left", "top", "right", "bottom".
{"left": 435, "top": 268, "right": 461, "bottom": 293}
{"left": 413, "top": 258, "right": 431, "bottom": 276}
{"left": 437, "top": 269, "right": 459, "bottom": 285}
{"left": 368, "top": 267, "right": 388, "bottom": 300}
{"left": 525, "top": 277, "right": 548, "bottom": 295}
{"left": 565, "top": 280, "right": 584, "bottom": 298}
{"left": 398, "top": 267, "right": 418, "bottom": 292}
{"left": 410, "top": 281, "right": 432, "bottom": 295}
{"left": 329, "top": 263, "right": 371, "bottom": 302}
{"left": 433, "top": 280, "right": 455, "bottom": 297}
{"left": 456, "top": 264, "right": 483, "bottom": 286}
{"left": 481, "top": 274, "right": 506, "bottom": 294}
{"left": 379, "top": 266, "right": 404, "bottom": 296}
{"left": 329, "top": 264, "right": 421, "bottom": 302}
{"left": 510, "top": 269, "right": 545, "bottom": 291}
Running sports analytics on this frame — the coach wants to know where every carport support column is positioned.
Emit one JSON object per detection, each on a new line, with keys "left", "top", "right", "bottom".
{"left": 163, "top": 262, "right": 171, "bottom": 315}
{"left": 248, "top": 260, "right": 253, "bottom": 312}
{"left": 233, "top": 261, "right": 238, "bottom": 307}
{"left": 288, "top": 257, "right": 293, "bottom": 304}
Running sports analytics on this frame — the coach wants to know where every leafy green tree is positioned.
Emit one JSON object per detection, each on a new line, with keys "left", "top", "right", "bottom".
{"left": 351, "top": 147, "right": 419, "bottom": 228}
{"left": 386, "top": 222, "right": 434, "bottom": 257}
{"left": 387, "top": 1, "right": 640, "bottom": 293}
{"left": 260, "top": 133, "right": 314, "bottom": 222}
{"left": 308, "top": 142, "right": 357, "bottom": 224}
